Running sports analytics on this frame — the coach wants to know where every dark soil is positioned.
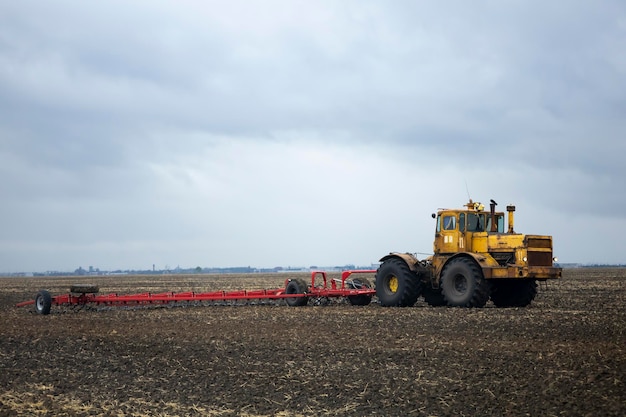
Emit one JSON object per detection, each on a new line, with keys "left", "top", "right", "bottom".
{"left": 1, "top": 269, "right": 624, "bottom": 416}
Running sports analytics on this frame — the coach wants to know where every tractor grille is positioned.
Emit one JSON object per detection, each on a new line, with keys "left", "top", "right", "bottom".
{"left": 527, "top": 251, "right": 553, "bottom": 266}
{"left": 526, "top": 237, "right": 552, "bottom": 249}
{"left": 526, "top": 236, "right": 554, "bottom": 266}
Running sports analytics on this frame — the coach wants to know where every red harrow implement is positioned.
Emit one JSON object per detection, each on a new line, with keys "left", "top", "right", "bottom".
{"left": 16, "top": 270, "right": 376, "bottom": 315}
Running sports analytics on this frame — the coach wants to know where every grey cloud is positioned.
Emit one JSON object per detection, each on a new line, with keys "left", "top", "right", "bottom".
{"left": 0, "top": 1, "right": 625, "bottom": 270}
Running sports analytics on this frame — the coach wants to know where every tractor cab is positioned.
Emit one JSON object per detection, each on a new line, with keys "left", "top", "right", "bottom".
{"left": 433, "top": 200, "right": 505, "bottom": 254}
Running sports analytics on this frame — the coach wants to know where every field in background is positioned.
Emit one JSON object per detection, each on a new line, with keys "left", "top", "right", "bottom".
{"left": 1, "top": 269, "right": 625, "bottom": 416}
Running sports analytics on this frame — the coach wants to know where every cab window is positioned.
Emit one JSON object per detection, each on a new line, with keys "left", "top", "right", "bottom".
{"left": 486, "top": 215, "right": 505, "bottom": 233}
{"left": 466, "top": 213, "right": 484, "bottom": 231}
{"left": 443, "top": 215, "right": 456, "bottom": 230}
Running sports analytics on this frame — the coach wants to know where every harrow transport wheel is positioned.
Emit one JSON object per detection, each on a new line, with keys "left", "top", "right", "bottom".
{"left": 35, "top": 290, "right": 52, "bottom": 315}
{"left": 347, "top": 278, "right": 373, "bottom": 306}
{"left": 440, "top": 257, "right": 490, "bottom": 308}
{"left": 375, "top": 258, "right": 422, "bottom": 307}
{"left": 285, "top": 278, "right": 308, "bottom": 307}
{"left": 422, "top": 285, "right": 446, "bottom": 307}
{"left": 70, "top": 284, "right": 99, "bottom": 294}
{"left": 490, "top": 279, "right": 537, "bottom": 307}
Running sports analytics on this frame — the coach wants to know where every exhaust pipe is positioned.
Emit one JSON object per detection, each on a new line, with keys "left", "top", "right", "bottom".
{"left": 507, "top": 205, "right": 516, "bottom": 233}
{"left": 489, "top": 200, "right": 498, "bottom": 232}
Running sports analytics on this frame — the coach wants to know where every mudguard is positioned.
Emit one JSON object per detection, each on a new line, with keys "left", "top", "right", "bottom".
{"left": 432, "top": 252, "right": 499, "bottom": 283}
{"left": 379, "top": 252, "right": 421, "bottom": 271}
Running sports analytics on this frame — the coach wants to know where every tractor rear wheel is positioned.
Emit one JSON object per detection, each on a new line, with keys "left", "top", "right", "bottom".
{"left": 285, "top": 278, "right": 308, "bottom": 307}
{"left": 375, "top": 258, "right": 421, "bottom": 307}
{"left": 490, "top": 279, "right": 537, "bottom": 307}
{"left": 35, "top": 290, "right": 52, "bottom": 315}
{"left": 440, "top": 257, "right": 490, "bottom": 308}
{"left": 347, "top": 278, "right": 372, "bottom": 306}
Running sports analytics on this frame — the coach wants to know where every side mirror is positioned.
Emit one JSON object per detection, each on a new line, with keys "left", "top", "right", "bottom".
{"left": 431, "top": 213, "right": 436, "bottom": 219}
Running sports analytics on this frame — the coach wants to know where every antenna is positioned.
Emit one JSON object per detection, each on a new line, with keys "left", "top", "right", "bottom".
{"left": 465, "top": 180, "right": 471, "bottom": 201}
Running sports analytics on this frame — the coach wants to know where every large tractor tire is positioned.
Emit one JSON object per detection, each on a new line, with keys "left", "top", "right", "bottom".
{"left": 440, "top": 257, "right": 490, "bottom": 308}
{"left": 347, "top": 278, "right": 373, "bottom": 306}
{"left": 35, "top": 290, "right": 52, "bottom": 315}
{"left": 490, "top": 279, "right": 537, "bottom": 307}
{"left": 285, "top": 278, "right": 309, "bottom": 307}
{"left": 375, "top": 258, "right": 422, "bottom": 307}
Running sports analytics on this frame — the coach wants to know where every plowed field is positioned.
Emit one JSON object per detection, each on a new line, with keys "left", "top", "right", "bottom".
{"left": 1, "top": 269, "right": 625, "bottom": 416}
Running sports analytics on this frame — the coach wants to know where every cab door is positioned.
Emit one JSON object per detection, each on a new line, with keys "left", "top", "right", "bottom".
{"left": 434, "top": 212, "right": 460, "bottom": 254}
{"left": 459, "top": 212, "right": 470, "bottom": 252}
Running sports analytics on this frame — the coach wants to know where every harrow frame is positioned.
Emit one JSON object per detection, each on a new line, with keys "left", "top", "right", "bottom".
{"left": 16, "top": 270, "right": 377, "bottom": 315}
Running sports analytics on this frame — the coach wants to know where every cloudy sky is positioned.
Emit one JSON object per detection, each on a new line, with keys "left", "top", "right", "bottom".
{"left": 1, "top": 1, "right": 625, "bottom": 272}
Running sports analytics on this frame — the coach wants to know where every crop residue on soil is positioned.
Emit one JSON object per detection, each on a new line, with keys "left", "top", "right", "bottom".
{"left": 1, "top": 269, "right": 625, "bottom": 416}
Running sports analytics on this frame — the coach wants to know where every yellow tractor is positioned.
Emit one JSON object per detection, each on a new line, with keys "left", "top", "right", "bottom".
{"left": 375, "top": 199, "right": 562, "bottom": 307}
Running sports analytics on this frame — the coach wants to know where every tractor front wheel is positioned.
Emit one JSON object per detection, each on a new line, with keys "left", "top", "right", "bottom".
{"left": 375, "top": 258, "right": 421, "bottom": 307}
{"left": 440, "top": 258, "right": 490, "bottom": 308}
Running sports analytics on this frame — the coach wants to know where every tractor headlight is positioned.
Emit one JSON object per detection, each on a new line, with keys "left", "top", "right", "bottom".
{"left": 522, "top": 256, "right": 528, "bottom": 263}
{"left": 553, "top": 257, "right": 558, "bottom": 263}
